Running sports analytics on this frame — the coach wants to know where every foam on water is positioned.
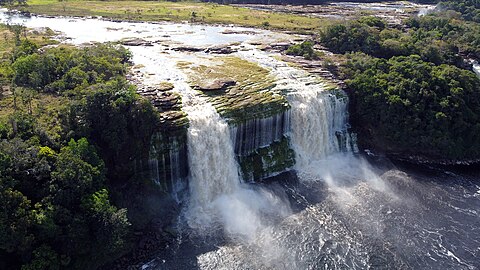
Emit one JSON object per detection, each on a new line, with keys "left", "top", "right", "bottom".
{"left": 2, "top": 9, "right": 479, "bottom": 270}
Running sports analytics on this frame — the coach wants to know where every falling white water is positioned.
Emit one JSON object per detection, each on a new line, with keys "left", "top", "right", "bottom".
{"left": 184, "top": 102, "right": 291, "bottom": 239}
{"left": 235, "top": 49, "right": 352, "bottom": 170}
{"left": 186, "top": 103, "right": 240, "bottom": 206}
{"left": 230, "top": 110, "right": 291, "bottom": 156}
{"left": 289, "top": 91, "right": 348, "bottom": 169}
{"left": 418, "top": 5, "right": 436, "bottom": 16}
{"left": 123, "top": 29, "right": 292, "bottom": 241}
{"left": 234, "top": 49, "right": 394, "bottom": 201}
{"left": 473, "top": 63, "right": 480, "bottom": 79}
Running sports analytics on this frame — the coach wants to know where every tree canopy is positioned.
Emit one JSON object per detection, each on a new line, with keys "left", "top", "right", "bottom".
{"left": 319, "top": 1, "right": 480, "bottom": 160}
{"left": 0, "top": 31, "right": 159, "bottom": 269}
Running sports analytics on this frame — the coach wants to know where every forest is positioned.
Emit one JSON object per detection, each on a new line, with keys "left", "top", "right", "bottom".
{"left": 316, "top": 0, "right": 480, "bottom": 160}
{"left": 0, "top": 27, "right": 161, "bottom": 268}
{"left": 0, "top": 0, "right": 479, "bottom": 269}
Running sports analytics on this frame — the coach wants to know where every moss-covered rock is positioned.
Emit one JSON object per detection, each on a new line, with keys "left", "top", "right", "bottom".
{"left": 146, "top": 130, "right": 189, "bottom": 193}
{"left": 238, "top": 136, "right": 295, "bottom": 182}
{"left": 178, "top": 56, "right": 290, "bottom": 124}
{"left": 135, "top": 82, "right": 189, "bottom": 193}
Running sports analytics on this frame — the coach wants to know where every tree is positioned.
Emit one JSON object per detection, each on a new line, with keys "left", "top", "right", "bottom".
{"left": 345, "top": 54, "right": 480, "bottom": 159}
{"left": 49, "top": 138, "right": 105, "bottom": 208}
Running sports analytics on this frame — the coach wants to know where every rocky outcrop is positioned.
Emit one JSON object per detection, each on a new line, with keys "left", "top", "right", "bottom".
{"left": 231, "top": 110, "right": 295, "bottom": 181}
{"left": 193, "top": 79, "right": 236, "bottom": 91}
{"left": 134, "top": 81, "right": 189, "bottom": 197}
{"left": 231, "top": 110, "right": 291, "bottom": 156}
{"left": 221, "top": 29, "right": 257, "bottom": 35}
{"left": 205, "top": 45, "right": 238, "bottom": 54}
{"left": 261, "top": 42, "right": 292, "bottom": 52}
{"left": 238, "top": 136, "right": 295, "bottom": 182}
{"left": 136, "top": 83, "right": 189, "bottom": 131}
{"left": 172, "top": 46, "right": 204, "bottom": 52}
{"left": 121, "top": 38, "right": 153, "bottom": 46}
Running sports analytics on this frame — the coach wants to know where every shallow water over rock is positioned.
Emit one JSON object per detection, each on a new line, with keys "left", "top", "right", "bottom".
{"left": 2, "top": 8, "right": 479, "bottom": 270}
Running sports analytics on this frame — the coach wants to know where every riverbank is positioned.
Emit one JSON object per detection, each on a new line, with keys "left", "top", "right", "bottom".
{"left": 16, "top": 0, "right": 324, "bottom": 32}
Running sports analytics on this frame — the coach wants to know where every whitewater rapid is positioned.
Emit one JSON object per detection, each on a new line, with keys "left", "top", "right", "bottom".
{"left": 1, "top": 9, "right": 479, "bottom": 270}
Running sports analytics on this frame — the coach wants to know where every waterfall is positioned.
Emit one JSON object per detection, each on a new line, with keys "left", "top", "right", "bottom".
{"left": 184, "top": 102, "right": 290, "bottom": 237}
{"left": 288, "top": 90, "right": 350, "bottom": 169}
{"left": 473, "top": 63, "right": 480, "bottom": 79}
{"left": 235, "top": 49, "right": 354, "bottom": 170}
{"left": 186, "top": 103, "right": 241, "bottom": 206}
{"left": 230, "top": 110, "right": 291, "bottom": 156}
{"left": 418, "top": 5, "right": 436, "bottom": 16}
{"left": 148, "top": 134, "right": 189, "bottom": 201}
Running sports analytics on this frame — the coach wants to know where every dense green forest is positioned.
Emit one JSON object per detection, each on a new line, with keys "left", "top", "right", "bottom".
{"left": 318, "top": 0, "right": 480, "bottom": 160}
{"left": 1, "top": 0, "right": 479, "bottom": 269}
{"left": 0, "top": 26, "right": 161, "bottom": 269}
{"left": 439, "top": 0, "right": 480, "bottom": 23}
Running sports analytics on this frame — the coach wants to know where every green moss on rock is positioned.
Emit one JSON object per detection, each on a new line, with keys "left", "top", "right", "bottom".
{"left": 179, "top": 56, "right": 290, "bottom": 123}
{"left": 239, "top": 136, "right": 295, "bottom": 181}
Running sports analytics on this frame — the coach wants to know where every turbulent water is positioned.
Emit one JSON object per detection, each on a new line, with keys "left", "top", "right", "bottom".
{"left": 2, "top": 9, "right": 480, "bottom": 270}
{"left": 183, "top": 86, "right": 291, "bottom": 241}
{"left": 155, "top": 51, "right": 480, "bottom": 269}
{"left": 236, "top": 49, "right": 356, "bottom": 167}
{"left": 473, "top": 63, "right": 480, "bottom": 79}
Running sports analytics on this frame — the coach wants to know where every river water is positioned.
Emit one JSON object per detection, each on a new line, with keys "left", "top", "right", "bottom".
{"left": 1, "top": 9, "right": 479, "bottom": 270}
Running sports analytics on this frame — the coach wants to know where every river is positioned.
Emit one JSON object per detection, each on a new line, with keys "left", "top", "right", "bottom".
{"left": 1, "top": 8, "right": 479, "bottom": 270}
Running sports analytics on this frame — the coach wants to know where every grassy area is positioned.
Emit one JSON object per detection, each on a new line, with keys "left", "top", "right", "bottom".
{"left": 22, "top": 0, "right": 323, "bottom": 31}
{"left": 0, "top": 23, "right": 64, "bottom": 141}
{"left": 179, "top": 56, "right": 289, "bottom": 123}
{"left": 0, "top": 24, "right": 56, "bottom": 59}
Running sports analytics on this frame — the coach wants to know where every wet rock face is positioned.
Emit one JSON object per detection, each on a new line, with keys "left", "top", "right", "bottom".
{"left": 134, "top": 83, "right": 189, "bottom": 196}
{"left": 205, "top": 45, "right": 238, "bottom": 54}
{"left": 238, "top": 136, "right": 295, "bottom": 182}
{"left": 193, "top": 79, "right": 236, "bottom": 91}
{"left": 172, "top": 46, "right": 204, "bottom": 52}
{"left": 121, "top": 38, "right": 153, "bottom": 46}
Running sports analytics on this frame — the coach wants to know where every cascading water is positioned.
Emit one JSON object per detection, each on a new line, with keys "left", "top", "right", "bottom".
{"left": 289, "top": 91, "right": 349, "bottom": 169}
{"left": 183, "top": 101, "right": 291, "bottom": 239}
{"left": 148, "top": 134, "right": 189, "bottom": 201}
{"left": 236, "top": 49, "right": 355, "bottom": 169}
{"left": 230, "top": 111, "right": 291, "bottom": 156}
{"left": 185, "top": 103, "right": 240, "bottom": 212}
{"left": 473, "top": 62, "right": 480, "bottom": 79}
{"left": 2, "top": 10, "right": 479, "bottom": 270}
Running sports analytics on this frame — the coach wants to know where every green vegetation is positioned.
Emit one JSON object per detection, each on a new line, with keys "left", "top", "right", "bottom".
{"left": 320, "top": 15, "right": 479, "bottom": 65}
{"left": 22, "top": 0, "right": 323, "bottom": 31}
{"left": 0, "top": 25, "right": 163, "bottom": 269}
{"left": 286, "top": 41, "right": 320, "bottom": 60}
{"left": 318, "top": 1, "right": 480, "bottom": 160}
{"left": 439, "top": 0, "right": 480, "bottom": 23}
{"left": 179, "top": 56, "right": 289, "bottom": 123}
{"left": 346, "top": 54, "right": 480, "bottom": 159}
{"left": 0, "top": 0, "right": 26, "bottom": 5}
{"left": 239, "top": 136, "right": 295, "bottom": 181}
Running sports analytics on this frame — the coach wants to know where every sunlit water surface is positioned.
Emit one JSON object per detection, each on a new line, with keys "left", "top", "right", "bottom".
{"left": 1, "top": 9, "right": 479, "bottom": 270}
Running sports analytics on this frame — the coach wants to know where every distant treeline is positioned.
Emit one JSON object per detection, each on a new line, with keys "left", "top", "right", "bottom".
{"left": 199, "top": 0, "right": 438, "bottom": 5}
